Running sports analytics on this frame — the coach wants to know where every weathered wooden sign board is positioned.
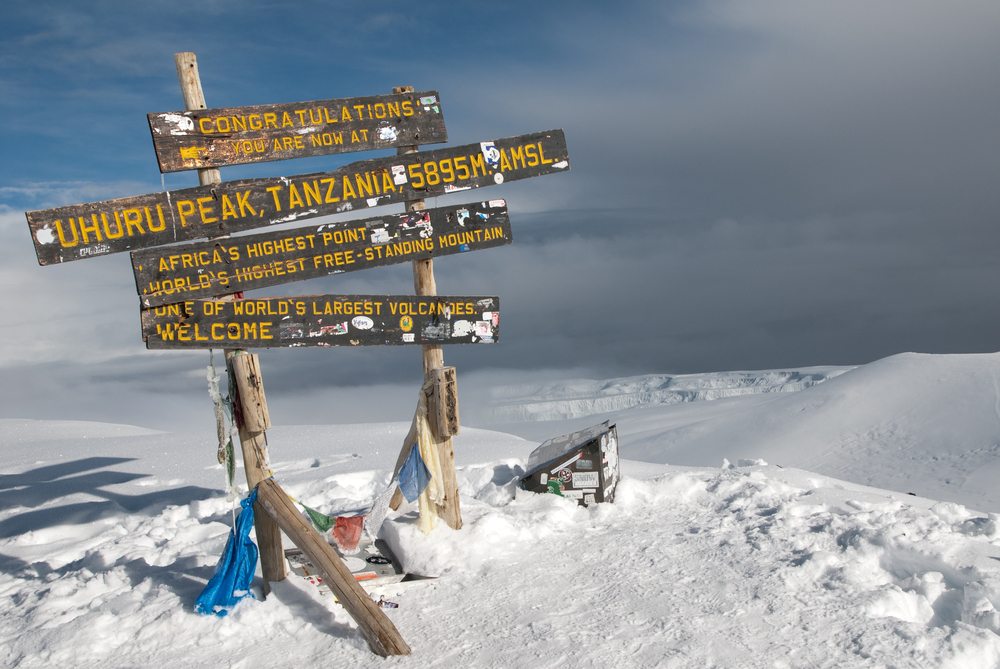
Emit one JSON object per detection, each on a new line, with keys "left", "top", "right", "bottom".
{"left": 142, "top": 295, "right": 500, "bottom": 349}
{"left": 132, "top": 200, "right": 511, "bottom": 307}
{"left": 27, "top": 129, "right": 568, "bottom": 265}
{"left": 149, "top": 90, "right": 447, "bottom": 172}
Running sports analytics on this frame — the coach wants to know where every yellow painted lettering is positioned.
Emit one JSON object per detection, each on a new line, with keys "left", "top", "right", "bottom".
{"left": 265, "top": 185, "right": 283, "bottom": 212}
{"left": 220, "top": 194, "right": 237, "bottom": 220}
{"left": 197, "top": 196, "right": 218, "bottom": 224}
{"left": 342, "top": 175, "right": 357, "bottom": 200}
{"left": 176, "top": 200, "right": 196, "bottom": 227}
{"left": 236, "top": 190, "right": 256, "bottom": 217}
{"left": 538, "top": 141, "right": 554, "bottom": 164}
{"left": 321, "top": 177, "right": 339, "bottom": 203}
{"left": 287, "top": 183, "right": 304, "bottom": 209}
{"left": 77, "top": 213, "right": 102, "bottom": 243}
{"left": 123, "top": 208, "right": 146, "bottom": 235}
{"left": 499, "top": 149, "right": 513, "bottom": 172}
{"left": 102, "top": 212, "right": 124, "bottom": 239}
{"left": 55, "top": 218, "right": 79, "bottom": 247}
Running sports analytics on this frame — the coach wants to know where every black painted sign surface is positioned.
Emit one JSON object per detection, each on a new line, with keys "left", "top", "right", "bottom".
{"left": 132, "top": 200, "right": 511, "bottom": 307}
{"left": 149, "top": 90, "right": 447, "bottom": 172}
{"left": 28, "top": 129, "right": 568, "bottom": 265}
{"left": 142, "top": 295, "right": 500, "bottom": 349}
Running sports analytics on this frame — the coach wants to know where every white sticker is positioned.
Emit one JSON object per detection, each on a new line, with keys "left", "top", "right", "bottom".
{"left": 377, "top": 125, "right": 398, "bottom": 142}
{"left": 402, "top": 333, "right": 415, "bottom": 343}
{"left": 161, "top": 113, "right": 195, "bottom": 133}
{"left": 488, "top": 199, "right": 506, "bottom": 208}
{"left": 572, "top": 471, "right": 600, "bottom": 488}
{"left": 452, "top": 320, "right": 473, "bottom": 337}
{"left": 480, "top": 142, "right": 500, "bottom": 168}
{"left": 391, "top": 165, "right": 407, "bottom": 185}
{"left": 562, "top": 490, "right": 584, "bottom": 499}
{"left": 352, "top": 316, "right": 374, "bottom": 330}
{"left": 493, "top": 173, "right": 504, "bottom": 184}
{"left": 35, "top": 226, "right": 55, "bottom": 245}
{"left": 584, "top": 494, "right": 596, "bottom": 505}
{"left": 540, "top": 473, "right": 548, "bottom": 484}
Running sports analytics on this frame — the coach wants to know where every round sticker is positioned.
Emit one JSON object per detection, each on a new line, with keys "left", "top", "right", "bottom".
{"left": 399, "top": 315, "right": 413, "bottom": 332}
{"left": 493, "top": 173, "right": 504, "bottom": 184}
{"left": 556, "top": 468, "right": 573, "bottom": 484}
{"left": 352, "top": 316, "right": 374, "bottom": 330}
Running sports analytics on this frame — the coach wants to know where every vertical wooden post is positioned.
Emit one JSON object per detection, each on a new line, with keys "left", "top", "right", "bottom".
{"left": 174, "top": 52, "right": 287, "bottom": 586}
{"left": 394, "top": 85, "right": 463, "bottom": 530}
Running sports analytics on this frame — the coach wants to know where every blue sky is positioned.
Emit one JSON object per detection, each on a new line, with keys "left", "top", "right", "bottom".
{"left": 3, "top": 1, "right": 1000, "bottom": 427}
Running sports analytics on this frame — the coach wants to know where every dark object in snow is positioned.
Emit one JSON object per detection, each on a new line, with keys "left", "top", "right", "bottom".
{"left": 520, "top": 421, "right": 620, "bottom": 506}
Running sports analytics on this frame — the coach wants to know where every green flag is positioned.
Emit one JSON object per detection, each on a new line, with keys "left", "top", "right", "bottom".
{"left": 302, "top": 504, "right": 334, "bottom": 532}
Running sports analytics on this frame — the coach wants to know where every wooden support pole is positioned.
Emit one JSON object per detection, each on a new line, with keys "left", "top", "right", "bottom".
{"left": 256, "top": 478, "right": 411, "bottom": 657}
{"left": 226, "top": 351, "right": 286, "bottom": 586}
{"left": 174, "top": 52, "right": 286, "bottom": 586}
{"left": 390, "top": 85, "right": 463, "bottom": 530}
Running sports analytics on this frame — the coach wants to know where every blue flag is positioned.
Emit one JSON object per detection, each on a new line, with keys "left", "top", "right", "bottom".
{"left": 195, "top": 488, "right": 259, "bottom": 616}
{"left": 398, "top": 444, "right": 432, "bottom": 503}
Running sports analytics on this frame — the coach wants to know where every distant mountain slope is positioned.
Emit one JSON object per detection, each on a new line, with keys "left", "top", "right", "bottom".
{"left": 496, "top": 353, "right": 1000, "bottom": 512}
{"left": 489, "top": 366, "right": 851, "bottom": 421}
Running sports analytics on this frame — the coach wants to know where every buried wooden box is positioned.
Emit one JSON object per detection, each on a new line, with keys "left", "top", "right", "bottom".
{"left": 519, "top": 421, "right": 620, "bottom": 506}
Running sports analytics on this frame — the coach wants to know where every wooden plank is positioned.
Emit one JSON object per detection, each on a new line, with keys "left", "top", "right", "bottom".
{"left": 141, "top": 294, "right": 500, "bottom": 349}
{"left": 430, "top": 366, "right": 459, "bottom": 438}
{"left": 131, "top": 199, "right": 511, "bottom": 307}
{"left": 27, "top": 129, "right": 568, "bottom": 265}
{"left": 255, "top": 477, "right": 410, "bottom": 657}
{"left": 229, "top": 352, "right": 271, "bottom": 434}
{"left": 149, "top": 90, "right": 447, "bottom": 172}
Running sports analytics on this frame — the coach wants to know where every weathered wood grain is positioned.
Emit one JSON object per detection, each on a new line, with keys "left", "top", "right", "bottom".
{"left": 131, "top": 200, "right": 511, "bottom": 307}
{"left": 149, "top": 90, "right": 446, "bottom": 172}
{"left": 27, "top": 129, "right": 567, "bottom": 265}
{"left": 142, "top": 294, "right": 500, "bottom": 350}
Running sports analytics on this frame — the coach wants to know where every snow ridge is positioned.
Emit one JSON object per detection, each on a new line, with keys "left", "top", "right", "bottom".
{"left": 489, "top": 367, "right": 850, "bottom": 421}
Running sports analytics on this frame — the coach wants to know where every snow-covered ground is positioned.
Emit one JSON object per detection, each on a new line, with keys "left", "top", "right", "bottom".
{"left": 2, "top": 352, "right": 1000, "bottom": 667}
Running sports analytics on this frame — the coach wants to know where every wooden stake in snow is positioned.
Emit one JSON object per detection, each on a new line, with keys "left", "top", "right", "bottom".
{"left": 387, "top": 86, "right": 463, "bottom": 530}
{"left": 173, "top": 51, "right": 287, "bottom": 585}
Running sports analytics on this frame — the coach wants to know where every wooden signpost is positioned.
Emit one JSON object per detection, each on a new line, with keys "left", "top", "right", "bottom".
{"left": 132, "top": 200, "right": 511, "bottom": 307}
{"left": 149, "top": 90, "right": 447, "bottom": 172}
{"left": 23, "top": 49, "right": 570, "bottom": 658}
{"left": 26, "top": 130, "right": 568, "bottom": 265}
{"left": 142, "top": 294, "right": 500, "bottom": 349}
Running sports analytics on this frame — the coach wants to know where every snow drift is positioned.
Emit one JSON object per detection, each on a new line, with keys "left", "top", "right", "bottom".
{"left": 2, "top": 352, "right": 1000, "bottom": 667}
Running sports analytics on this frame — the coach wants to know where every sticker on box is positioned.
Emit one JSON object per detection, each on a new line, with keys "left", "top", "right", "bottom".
{"left": 572, "top": 471, "right": 599, "bottom": 488}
